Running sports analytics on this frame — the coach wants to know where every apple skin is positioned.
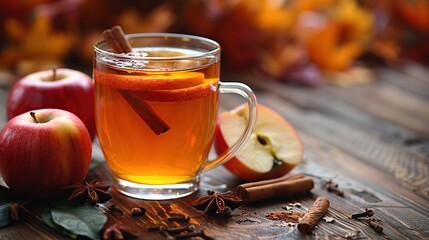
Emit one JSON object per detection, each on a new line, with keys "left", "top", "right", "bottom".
{"left": 214, "top": 104, "right": 303, "bottom": 181}
{"left": 0, "top": 109, "right": 92, "bottom": 198}
{"left": 7, "top": 68, "right": 96, "bottom": 140}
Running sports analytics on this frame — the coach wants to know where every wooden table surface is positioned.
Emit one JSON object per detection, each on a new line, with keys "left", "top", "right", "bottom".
{"left": 0, "top": 63, "right": 428, "bottom": 239}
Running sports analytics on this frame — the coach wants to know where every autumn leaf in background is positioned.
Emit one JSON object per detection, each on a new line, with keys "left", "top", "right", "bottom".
{"left": 395, "top": 0, "right": 429, "bottom": 33}
{"left": 306, "top": 0, "right": 373, "bottom": 71}
{"left": 393, "top": 0, "right": 429, "bottom": 62}
{"left": 1, "top": 13, "right": 76, "bottom": 76}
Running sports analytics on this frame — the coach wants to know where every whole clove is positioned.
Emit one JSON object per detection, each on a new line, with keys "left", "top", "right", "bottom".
{"left": 322, "top": 179, "right": 344, "bottom": 197}
{"left": 130, "top": 207, "right": 146, "bottom": 216}
{"left": 167, "top": 214, "right": 191, "bottom": 223}
{"left": 108, "top": 204, "right": 124, "bottom": 216}
{"left": 366, "top": 218, "right": 383, "bottom": 233}
{"left": 351, "top": 209, "right": 374, "bottom": 219}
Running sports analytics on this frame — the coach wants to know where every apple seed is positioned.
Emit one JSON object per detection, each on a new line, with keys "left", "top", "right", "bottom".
{"left": 257, "top": 135, "right": 268, "bottom": 145}
{"left": 52, "top": 67, "right": 57, "bottom": 81}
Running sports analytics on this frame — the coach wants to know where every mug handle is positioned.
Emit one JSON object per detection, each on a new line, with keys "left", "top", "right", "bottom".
{"left": 203, "top": 81, "right": 258, "bottom": 170}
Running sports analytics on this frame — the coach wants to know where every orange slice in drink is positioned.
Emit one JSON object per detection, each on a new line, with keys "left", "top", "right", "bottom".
{"left": 94, "top": 69, "right": 204, "bottom": 90}
{"left": 125, "top": 78, "right": 219, "bottom": 102}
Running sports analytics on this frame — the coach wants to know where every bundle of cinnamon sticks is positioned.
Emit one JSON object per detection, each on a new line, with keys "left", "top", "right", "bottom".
{"left": 236, "top": 173, "right": 314, "bottom": 203}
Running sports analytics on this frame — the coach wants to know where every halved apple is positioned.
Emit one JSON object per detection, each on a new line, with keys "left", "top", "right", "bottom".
{"left": 214, "top": 104, "right": 303, "bottom": 181}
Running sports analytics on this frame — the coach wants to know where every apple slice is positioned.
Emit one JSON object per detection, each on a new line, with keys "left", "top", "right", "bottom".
{"left": 93, "top": 69, "right": 204, "bottom": 90}
{"left": 214, "top": 104, "right": 303, "bottom": 181}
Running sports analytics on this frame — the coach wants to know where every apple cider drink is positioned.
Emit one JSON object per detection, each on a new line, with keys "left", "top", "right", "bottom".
{"left": 94, "top": 47, "right": 219, "bottom": 186}
{"left": 94, "top": 32, "right": 257, "bottom": 200}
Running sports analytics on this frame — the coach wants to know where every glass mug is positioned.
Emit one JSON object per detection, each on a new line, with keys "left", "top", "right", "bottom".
{"left": 93, "top": 33, "right": 257, "bottom": 200}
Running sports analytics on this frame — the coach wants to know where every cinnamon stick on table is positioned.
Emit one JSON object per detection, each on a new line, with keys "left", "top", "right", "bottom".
{"left": 102, "top": 26, "right": 170, "bottom": 135}
{"left": 297, "top": 196, "right": 330, "bottom": 233}
{"left": 236, "top": 173, "right": 314, "bottom": 203}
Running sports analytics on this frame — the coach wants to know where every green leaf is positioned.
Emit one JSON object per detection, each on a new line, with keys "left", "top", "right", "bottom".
{"left": 0, "top": 203, "right": 11, "bottom": 228}
{"left": 48, "top": 203, "right": 107, "bottom": 240}
{"left": 42, "top": 209, "right": 76, "bottom": 238}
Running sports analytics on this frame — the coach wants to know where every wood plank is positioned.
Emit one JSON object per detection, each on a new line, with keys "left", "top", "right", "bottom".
{"left": 378, "top": 67, "right": 429, "bottom": 100}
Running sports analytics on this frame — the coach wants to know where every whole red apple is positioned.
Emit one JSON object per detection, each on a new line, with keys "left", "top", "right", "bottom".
{"left": 7, "top": 68, "right": 96, "bottom": 140}
{"left": 214, "top": 104, "right": 303, "bottom": 181}
{"left": 0, "top": 109, "right": 92, "bottom": 197}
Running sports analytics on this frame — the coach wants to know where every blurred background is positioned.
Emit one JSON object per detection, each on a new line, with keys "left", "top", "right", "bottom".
{"left": 0, "top": 0, "right": 428, "bottom": 86}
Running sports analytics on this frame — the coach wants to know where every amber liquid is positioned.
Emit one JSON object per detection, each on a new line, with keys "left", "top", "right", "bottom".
{"left": 94, "top": 47, "right": 219, "bottom": 185}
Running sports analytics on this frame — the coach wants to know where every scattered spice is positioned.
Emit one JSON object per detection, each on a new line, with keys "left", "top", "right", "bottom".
{"left": 351, "top": 208, "right": 374, "bottom": 219}
{"left": 8, "top": 203, "right": 28, "bottom": 222}
{"left": 321, "top": 179, "right": 344, "bottom": 197}
{"left": 106, "top": 204, "right": 124, "bottom": 216}
{"left": 102, "top": 223, "right": 139, "bottom": 240}
{"left": 149, "top": 223, "right": 213, "bottom": 240}
{"left": 266, "top": 211, "right": 304, "bottom": 223}
{"left": 365, "top": 216, "right": 381, "bottom": 222}
{"left": 365, "top": 218, "right": 383, "bottom": 233}
{"left": 351, "top": 208, "right": 384, "bottom": 233}
{"left": 165, "top": 225, "right": 196, "bottom": 234}
{"left": 167, "top": 213, "right": 191, "bottom": 223}
{"left": 193, "top": 191, "right": 242, "bottom": 217}
{"left": 64, "top": 180, "right": 112, "bottom": 204}
{"left": 147, "top": 224, "right": 168, "bottom": 232}
{"left": 297, "top": 196, "right": 330, "bottom": 233}
{"left": 130, "top": 207, "right": 147, "bottom": 216}
{"left": 236, "top": 173, "right": 314, "bottom": 203}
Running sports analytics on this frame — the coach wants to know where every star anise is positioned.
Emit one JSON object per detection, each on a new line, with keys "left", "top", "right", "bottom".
{"left": 192, "top": 191, "right": 242, "bottom": 216}
{"left": 102, "top": 223, "right": 139, "bottom": 240}
{"left": 64, "top": 180, "right": 112, "bottom": 204}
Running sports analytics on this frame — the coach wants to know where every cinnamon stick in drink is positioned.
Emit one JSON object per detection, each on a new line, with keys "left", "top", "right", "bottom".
{"left": 102, "top": 26, "right": 170, "bottom": 135}
{"left": 297, "top": 196, "right": 330, "bottom": 233}
{"left": 118, "top": 90, "right": 170, "bottom": 135}
{"left": 236, "top": 173, "right": 314, "bottom": 203}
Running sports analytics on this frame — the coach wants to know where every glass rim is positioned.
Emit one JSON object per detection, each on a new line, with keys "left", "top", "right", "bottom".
{"left": 94, "top": 33, "right": 221, "bottom": 60}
